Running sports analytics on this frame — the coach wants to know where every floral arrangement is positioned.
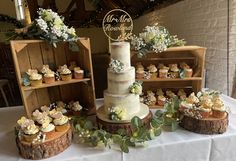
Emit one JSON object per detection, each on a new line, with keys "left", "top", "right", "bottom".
{"left": 108, "top": 106, "right": 126, "bottom": 121}
{"left": 109, "top": 59, "right": 124, "bottom": 73}
{"left": 129, "top": 81, "right": 143, "bottom": 95}
{"left": 7, "top": 8, "right": 78, "bottom": 47}
{"left": 131, "top": 23, "right": 186, "bottom": 57}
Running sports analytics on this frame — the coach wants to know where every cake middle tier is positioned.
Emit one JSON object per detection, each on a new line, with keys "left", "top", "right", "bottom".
{"left": 104, "top": 90, "right": 141, "bottom": 116}
{"left": 107, "top": 67, "right": 135, "bottom": 94}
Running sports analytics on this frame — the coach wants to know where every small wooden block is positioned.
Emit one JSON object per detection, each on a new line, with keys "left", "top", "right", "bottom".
{"left": 97, "top": 111, "right": 153, "bottom": 135}
{"left": 179, "top": 113, "right": 229, "bottom": 134}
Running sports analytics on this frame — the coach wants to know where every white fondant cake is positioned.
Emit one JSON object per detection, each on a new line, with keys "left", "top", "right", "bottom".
{"left": 97, "top": 41, "right": 149, "bottom": 122}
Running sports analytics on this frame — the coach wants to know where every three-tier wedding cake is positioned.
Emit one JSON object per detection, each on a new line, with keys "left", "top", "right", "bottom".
{"left": 97, "top": 42, "right": 150, "bottom": 130}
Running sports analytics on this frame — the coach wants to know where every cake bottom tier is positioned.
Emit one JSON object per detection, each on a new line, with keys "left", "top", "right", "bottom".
{"left": 97, "top": 103, "right": 150, "bottom": 123}
{"left": 97, "top": 105, "right": 152, "bottom": 134}
{"left": 104, "top": 90, "right": 141, "bottom": 117}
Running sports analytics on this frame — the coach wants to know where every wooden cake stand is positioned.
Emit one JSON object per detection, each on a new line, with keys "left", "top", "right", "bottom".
{"left": 97, "top": 106, "right": 153, "bottom": 135}
{"left": 179, "top": 113, "right": 228, "bottom": 134}
{"left": 16, "top": 124, "right": 72, "bottom": 160}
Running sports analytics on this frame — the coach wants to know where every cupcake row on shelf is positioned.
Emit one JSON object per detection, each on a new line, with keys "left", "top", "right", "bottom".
{"left": 135, "top": 62, "right": 193, "bottom": 79}
{"left": 140, "top": 88, "right": 191, "bottom": 106}
{"left": 24, "top": 62, "right": 85, "bottom": 87}
{"left": 16, "top": 100, "right": 83, "bottom": 143}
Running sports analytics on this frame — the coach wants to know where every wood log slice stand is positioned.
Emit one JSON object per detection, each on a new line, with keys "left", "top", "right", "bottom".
{"left": 179, "top": 113, "right": 229, "bottom": 134}
{"left": 16, "top": 124, "right": 72, "bottom": 160}
{"left": 97, "top": 111, "right": 153, "bottom": 135}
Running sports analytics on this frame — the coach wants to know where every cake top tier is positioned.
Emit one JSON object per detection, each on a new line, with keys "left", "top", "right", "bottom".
{"left": 110, "top": 42, "right": 131, "bottom": 69}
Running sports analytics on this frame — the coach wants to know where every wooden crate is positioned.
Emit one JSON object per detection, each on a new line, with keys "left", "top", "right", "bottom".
{"left": 10, "top": 38, "right": 96, "bottom": 117}
{"left": 131, "top": 46, "right": 206, "bottom": 109}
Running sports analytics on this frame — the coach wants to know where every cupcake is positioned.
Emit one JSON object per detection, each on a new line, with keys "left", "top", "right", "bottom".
{"left": 69, "top": 101, "right": 83, "bottom": 116}
{"left": 17, "top": 117, "right": 39, "bottom": 142}
{"left": 179, "top": 101, "right": 193, "bottom": 112}
{"left": 40, "top": 105, "right": 50, "bottom": 114}
{"left": 198, "top": 106, "right": 211, "bottom": 119}
{"left": 166, "top": 90, "right": 176, "bottom": 98}
{"left": 212, "top": 98, "right": 226, "bottom": 118}
{"left": 186, "top": 92, "right": 199, "bottom": 104}
{"left": 156, "top": 88, "right": 164, "bottom": 96}
{"left": 41, "top": 65, "right": 55, "bottom": 84}
{"left": 184, "top": 68, "right": 193, "bottom": 78}
{"left": 177, "top": 89, "right": 187, "bottom": 100}
{"left": 146, "top": 91, "right": 157, "bottom": 106}
{"left": 40, "top": 123, "right": 55, "bottom": 139}
{"left": 52, "top": 112, "right": 69, "bottom": 132}
{"left": 74, "top": 67, "right": 84, "bottom": 79}
{"left": 136, "top": 62, "right": 144, "bottom": 70}
{"left": 136, "top": 68, "right": 145, "bottom": 79}
{"left": 58, "top": 65, "right": 72, "bottom": 81}
{"left": 157, "top": 95, "right": 166, "bottom": 106}
{"left": 32, "top": 110, "right": 52, "bottom": 125}
{"left": 159, "top": 68, "right": 168, "bottom": 78}
{"left": 27, "top": 69, "right": 43, "bottom": 86}
{"left": 56, "top": 101, "right": 68, "bottom": 114}
{"left": 169, "top": 64, "right": 179, "bottom": 78}
{"left": 147, "top": 64, "right": 158, "bottom": 79}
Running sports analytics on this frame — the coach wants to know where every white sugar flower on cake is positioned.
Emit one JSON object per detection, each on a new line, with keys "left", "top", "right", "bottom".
{"left": 108, "top": 106, "right": 127, "bottom": 121}
{"left": 109, "top": 59, "right": 124, "bottom": 73}
{"left": 129, "top": 81, "right": 142, "bottom": 95}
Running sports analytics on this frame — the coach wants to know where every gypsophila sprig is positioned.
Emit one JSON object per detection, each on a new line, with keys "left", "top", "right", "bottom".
{"left": 129, "top": 81, "right": 143, "bottom": 95}
{"left": 108, "top": 106, "right": 126, "bottom": 121}
{"left": 131, "top": 23, "right": 186, "bottom": 57}
{"left": 7, "top": 8, "right": 78, "bottom": 47}
{"left": 109, "top": 59, "right": 124, "bottom": 73}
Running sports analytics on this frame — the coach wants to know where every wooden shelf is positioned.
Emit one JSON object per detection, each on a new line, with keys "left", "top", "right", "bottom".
{"left": 22, "top": 78, "right": 91, "bottom": 91}
{"left": 132, "top": 57, "right": 196, "bottom": 61}
{"left": 148, "top": 105, "right": 164, "bottom": 109}
{"left": 136, "top": 77, "right": 202, "bottom": 82}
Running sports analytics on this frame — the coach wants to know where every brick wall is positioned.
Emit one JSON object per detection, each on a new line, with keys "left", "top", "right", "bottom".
{"left": 134, "top": 0, "right": 231, "bottom": 95}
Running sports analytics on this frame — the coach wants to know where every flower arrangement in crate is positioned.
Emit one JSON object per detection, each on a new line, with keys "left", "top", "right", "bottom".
{"left": 131, "top": 23, "right": 186, "bottom": 57}
{"left": 7, "top": 8, "right": 78, "bottom": 47}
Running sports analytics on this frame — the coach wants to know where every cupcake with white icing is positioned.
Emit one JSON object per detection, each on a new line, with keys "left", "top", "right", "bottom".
{"left": 58, "top": 65, "right": 72, "bottom": 81}
{"left": 40, "top": 122, "right": 55, "bottom": 139}
{"left": 52, "top": 112, "right": 69, "bottom": 132}
{"left": 147, "top": 64, "right": 158, "bottom": 79}
{"left": 212, "top": 98, "right": 226, "bottom": 118}
{"left": 27, "top": 69, "right": 43, "bottom": 86}
{"left": 74, "top": 67, "right": 84, "bottom": 79}
{"left": 169, "top": 64, "right": 179, "bottom": 78}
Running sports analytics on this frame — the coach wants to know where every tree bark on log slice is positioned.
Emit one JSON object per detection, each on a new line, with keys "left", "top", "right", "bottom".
{"left": 16, "top": 124, "right": 72, "bottom": 160}
{"left": 179, "top": 113, "right": 228, "bottom": 134}
{"left": 97, "top": 111, "right": 152, "bottom": 135}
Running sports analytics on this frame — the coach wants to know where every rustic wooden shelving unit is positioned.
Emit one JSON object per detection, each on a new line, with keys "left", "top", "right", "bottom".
{"left": 10, "top": 38, "right": 96, "bottom": 117}
{"left": 131, "top": 46, "right": 206, "bottom": 109}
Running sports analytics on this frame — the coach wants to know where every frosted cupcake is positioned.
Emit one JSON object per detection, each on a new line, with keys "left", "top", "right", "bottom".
{"left": 136, "top": 68, "right": 145, "bottom": 79}
{"left": 147, "top": 64, "right": 158, "bottom": 79}
{"left": 52, "top": 112, "right": 69, "bottom": 132}
{"left": 40, "top": 123, "right": 55, "bottom": 139}
{"left": 180, "top": 62, "right": 193, "bottom": 77}
{"left": 177, "top": 89, "right": 187, "bottom": 100}
{"left": 27, "top": 69, "right": 42, "bottom": 86}
{"left": 186, "top": 92, "right": 199, "bottom": 104}
{"left": 56, "top": 101, "right": 68, "bottom": 114}
{"left": 166, "top": 90, "right": 176, "bottom": 98}
{"left": 156, "top": 88, "right": 164, "bottom": 96}
{"left": 212, "top": 98, "right": 226, "bottom": 118}
{"left": 17, "top": 117, "right": 39, "bottom": 142}
{"left": 179, "top": 101, "right": 193, "bottom": 112}
{"left": 41, "top": 65, "right": 55, "bottom": 84}
{"left": 136, "top": 62, "right": 144, "bottom": 70}
{"left": 146, "top": 91, "right": 157, "bottom": 106}
{"left": 159, "top": 68, "right": 168, "bottom": 78}
{"left": 74, "top": 67, "right": 84, "bottom": 79}
{"left": 169, "top": 64, "right": 179, "bottom": 78}
{"left": 69, "top": 101, "right": 83, "bottom": 116}
{"left": 157, "top": 95, "right": 166, "bottom": 106}
{"left": 198, "top": 106, "right": 211, "bottom": 119}
{"left": 58, "top": 65, "right": 72, "bottom": 81}
{"left": 32, "top": 110, "right": 52, "bottom": 125}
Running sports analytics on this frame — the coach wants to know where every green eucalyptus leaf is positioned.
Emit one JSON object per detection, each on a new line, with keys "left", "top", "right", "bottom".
{"left": 117, "top": 129, "right": 127, "bottom": 136}
{"left": 154, "top": 128, "right": 162, "bottom": 136}
{"left": 84, "top": 120, "right": 93, "bottom": 130}
{"left": 112, "top": 134, "right": 123, "bottom": 144}
{"left": 75, "top": 124, "right": 81, "bottom": 131}
{"left": 131, "top": 116, "right": 142, "bottom": 129}
{"left": 155, "top": 110, "right": 163, "bottom": 118}
{"left": 171, "top": 121, "right": 178, "bottom": 131}
{"left": 121, "top": 142, "right": 129, "bottom": 153}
